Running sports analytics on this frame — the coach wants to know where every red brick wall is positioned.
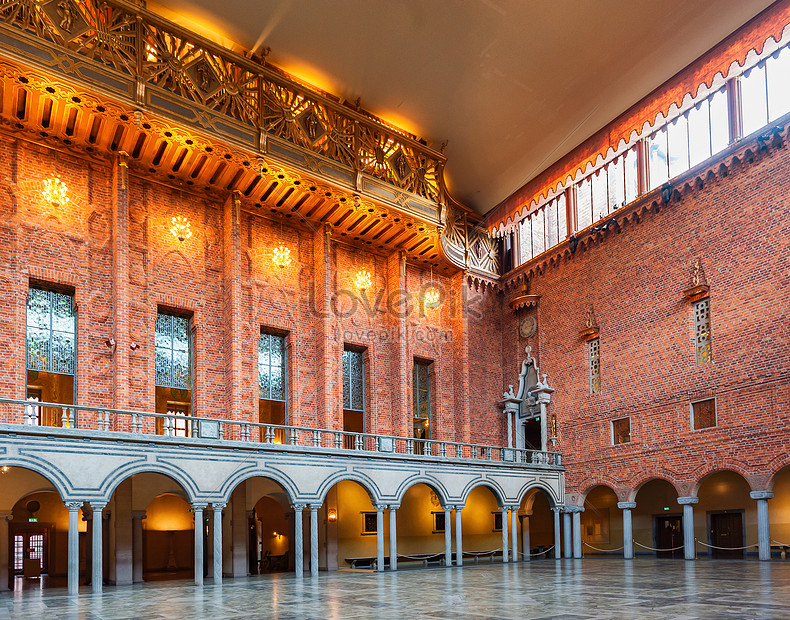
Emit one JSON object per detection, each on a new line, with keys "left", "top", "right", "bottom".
{"left": 501, "top": 136, "right": 790, "bottom": 500}
{"left": 0, "top": 137, "right": 512, "bottom": 446}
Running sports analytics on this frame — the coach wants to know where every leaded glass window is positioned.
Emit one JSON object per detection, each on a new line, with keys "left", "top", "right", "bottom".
{"left": 155, "top": 312, "right": 191, "bottom": 389}
{"left": 259, "top": 332, "right": 286, "bottom": 401}
{"left": 342, "top": 349, "right": 364, "bottom": 412}
{"left": 589, "top": 338, "right": 601, "bottom": 394}
{"left": 694, "top": 299, "right": 712, "bottom": 364}
{"left": 26, "top": 287, "right": 76, "bottom": 375}
{"left": 413, "top": 361, "right": 431, "bottom": 420}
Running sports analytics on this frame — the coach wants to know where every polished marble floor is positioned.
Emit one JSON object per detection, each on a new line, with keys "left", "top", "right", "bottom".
{"left": 2, "top": 558, "right": 790, "bottom": 619}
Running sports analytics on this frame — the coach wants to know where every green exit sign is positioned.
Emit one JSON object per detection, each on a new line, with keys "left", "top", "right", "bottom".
{"left": 28, "top": 518, "right": 37, "bottom": 522}
{"left": 663, "top": 507, "right": 670, "bottom": 511}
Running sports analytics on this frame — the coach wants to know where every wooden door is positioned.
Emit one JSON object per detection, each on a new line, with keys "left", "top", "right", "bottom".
{"left": 655, "top": 515, "right": 683, "bottom": 558}
{"left": 710, "top": 512, "right": 744, "bottom": 558}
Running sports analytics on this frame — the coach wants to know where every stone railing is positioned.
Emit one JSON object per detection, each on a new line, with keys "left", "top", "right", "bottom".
{"left": 0, "top": 0, "right": 446, "bottom": 204}
{"left": 0, "top": 397, "right": 562, "bottom": 467}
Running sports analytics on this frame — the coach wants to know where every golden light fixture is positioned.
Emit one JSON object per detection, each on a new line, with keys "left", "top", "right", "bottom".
{"left": 170, "top": 216, "right": 193, "bottom": 242}
{"left": 355, "top": 270, "right": 372, "bottom": 292}
{"left": 42, "top": 174, "right": 69, "bottom": 207}
{"left": 327, "top": 508, "right": 337, "bottom": 522}
{"left": 423, "top": 266, "right": 441, "bottom": 308}
{"left": 423, "top": 286, "right": 440, "bottom": 308}
{"left": 272, "top": 244, "right": 292, "bottom": 269}
{"left": 0, "top": 466, "right": 9, "bottom": 474}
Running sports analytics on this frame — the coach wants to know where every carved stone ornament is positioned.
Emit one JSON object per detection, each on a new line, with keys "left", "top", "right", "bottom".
{"left": 41, "top": 0, "right": 90, "bottom": 40}
{"left": 684, "top": 257, "right": 710, "bottom": 302}
{"left": 509, "top": 281, "right": 540, "bottom": 311}
{"left": 580, "top": 307, "right": 599, "bottom": 341}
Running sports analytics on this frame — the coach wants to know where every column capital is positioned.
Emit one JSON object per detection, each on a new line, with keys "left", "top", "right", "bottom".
{"left": 291, "top": 504, "right": 306, "bottom": 511}
{"left": 551, "top": 505, "right": 563, "bottom": 513}
{"left": 191, "top": 503, "right": 208, "bottom": 511}
{"left": 677, "top": 496, "right": 699, "bottom": 505}
{"left": 0, "top": 510, "right": 12, "bottom": 521}
{"left": 750, "top": 490, "right": 774, "bottom": 501}
{"left": 131, "top": 510, "right": 147, "bottom": 520}
{"left": 308, "top": 503, "right": 321, "bottom": 511}
{"left": 388, "top": 504, "right": 400, "bottom": 510}
{"left": 65, "top": 501, "right": 83, "bottom": 512}
{"left": 374, "top": 504, "right": 385, "bottom": 512}
{"left": 565, "top": 505, "right": 584, "bottom": 513}
{"left": 617, "top": 501, "right": 636, "bottom": 510}
{"left": 89, "top": 502, "right": 107, "bottom": 512}
{"left": 211, "top": 502, "right": 227, "bottom": 512}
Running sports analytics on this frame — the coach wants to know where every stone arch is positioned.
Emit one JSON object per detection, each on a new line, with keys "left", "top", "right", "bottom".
{"left": 628, "top": 475, "right": 682, "bottom": 503}
{"left": 580, "top": 482, "right": 619, "bottom": 502}
{"left": 767, "top": 458, "right": 790, "bottom": 492}
{"left": 691, "top": 466, "right": 753, "bottom": 497}
{"left": 316, "top": 472, "right": 380, "bottom": 505}
{"left": 217, "top": 467, "right": 297, "bottom": 505}
{"left": 517, "top": 481, "right": 561, "bottom": 509}
{"left": 100, "top": 462, "right": 198, "bottom": 504}
{"left": 0, "top": 457, "right": 71, "bottom": 502}
{"left": 393, "top": 475, "right": 450, "bottom": 507}
{"left": 0, "top": 465, "right": 64, "bottom": 510}
{"left": 460, "top": 479, "right": 506, "bottom": 508}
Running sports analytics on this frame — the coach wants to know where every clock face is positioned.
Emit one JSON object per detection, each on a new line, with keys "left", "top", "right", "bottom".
{"left": 519, "top": 316, "right": 537, "bottom": 338}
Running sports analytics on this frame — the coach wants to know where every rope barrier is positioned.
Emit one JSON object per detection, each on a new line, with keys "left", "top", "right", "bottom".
{"left": 518, "top": 545, "right": 555, "bottom": 557}
{"left": 694, "top": 538, "right": 757, "bottom": 551}
{"left": 583, "top": 542, "right": 624, "bottom": 553}
{"left": 771, "top": 539, "right": 790, "bottom": 547}
{"left": 633, "top": 540, "right": 685, "bottom": 552}
{"left": 464, "top": 548, "right": 502, "bottom": 557}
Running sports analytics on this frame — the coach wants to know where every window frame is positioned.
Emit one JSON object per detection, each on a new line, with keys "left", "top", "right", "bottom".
{"left": 154, "top": 309, "right": 193, "bottom": 390}
{"left": 589, "top": 338, "right": 601, "bottom": 394}
{"left": 259, "top": 329, "right": 288, "bottom": 404}
{"left": 342, "top": 346, "right": 366, "bottom": 415}
{"left": 432, "top": 511, "right": 446, "bottom": 534}
{"left": 690, "top": 397, "right": 717, "bottom": 431}
{"left": 361, "top": 511, "right": 377, "bottom": 536}
{"left": 611, "top": 416, "right": 631, "bottom": 445}
{"left": 693, "top": 298, "right": 712, "bottom": 364}
{"left": 25, "top": 284, "right": 77, "bottom": 377}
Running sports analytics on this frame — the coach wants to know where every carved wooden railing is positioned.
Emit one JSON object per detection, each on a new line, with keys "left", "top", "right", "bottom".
{"left": 0, "top": 0, "right": 444, "bottom": 203}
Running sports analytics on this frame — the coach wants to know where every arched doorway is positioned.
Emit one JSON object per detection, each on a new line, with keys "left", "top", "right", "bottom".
{"left": 632, "top": 478, "right": 681, "bottom": 558}
{"left": 461, "top": 485, "right": 505, "bottom": 562}
{"left": 231, "top": 477, "right": 293, "bottom": 576}
{"left": 0, "top": 466, "right": 71, "bottom": 591}
{"left": 581, "top": 486, "right": 621, "bottom": 556}
{"left": 394, "top": 483, "right": 449, "bottom": 567}
{"left": 519, "top": 488, "right": 557, "bottom": 560}
{"left": 695, "top": 470, "right": 754, "bottom": 558}
{"left": 105, "top": 472, "right": 195, "bottom": 584}
{"left": 325, "top": 479, "right": 379, "bottom": 570}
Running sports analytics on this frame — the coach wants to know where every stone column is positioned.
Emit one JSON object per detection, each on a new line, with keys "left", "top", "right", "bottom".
{"left": 292, "top": 504, "right": 304, "bottom": 577}
{"left": 455, "top": 506, "right": 463, "bottom": 566}
{"left": 500, "top": 507, "right": 509, "bottom": 563}
{"left": 193, "top": 504, "right": 206, "bottom": 585}
{"left": 444, "top": 507, "right": 452, "bottom": 567}
{"left": 0, "top": 511, "right": 12, "bottom": 591}
{"left": 532, "top": 377, "right": 555, "bottom": 452}
{"left": 310, "top": 505, "right": 319, "bottom": 577}
{"left": 563, "top": 511, "right": 572, "bottom": 558}
{"left": 91, "top": 503, "right": 106, "bottom": 593}
{"left": 618, "top": 501, "right": 636, "bottom": 559}
{"left": 389, "top": 505, "right": 398, "bottom": 571}
{"left": 510, "top": 507, "right": 518, "bottom": 562}
{"left": 521, "top": 511, "right": 531, "bottom": 562}
{"left": 751, "top": 491, "right": 774, "bottom": 561}
{"left": 571, "top": 507, "right": 583, "bottom": 558}
{"left": 66, "top": 502, "right": 82, "bottom": 596}
{"left": 113, "top": 480, "right": 133, "bottom": 586}
{"left": 212, "top": 503, "right": 225, "bottom": 584}
{"left": 131, "top": 511, "right": 145, "bottom": 583}
{"left": 376, "top": 505, "right": 385, "bottom": 571}
{"left": 677, "top": 496, "right": 698, "bottom": 560}
{"left": 552, "top": 507, "right": 562, "bottom": 559}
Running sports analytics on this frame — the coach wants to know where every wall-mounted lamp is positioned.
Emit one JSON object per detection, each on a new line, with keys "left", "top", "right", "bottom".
{"left": 273, "top": 531, "right": 283, "bottom": 540}
{"left": 327, "top": 508, "right": 337, "bottom": 522}
{"left": 1, "top": 466, "right": 9, "bottom": 474}
{"left": 104, "top": 336, "right": 116, "bottom": 349}
{"left": 130, "top": 341, "right": 140, "bottom": 351}
{"left": 355, "top": 270, "right": 372, "bottom": 292}
{"left": 170, "top": 216, "right": 193, "bottom": 242}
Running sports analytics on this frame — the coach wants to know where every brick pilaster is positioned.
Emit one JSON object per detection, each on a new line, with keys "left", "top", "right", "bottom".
{"left": 223, "top": 191, "right": 243, "bottom": 423}
{"left": 111, "top": 153, "right": 130, "bottom": 410}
